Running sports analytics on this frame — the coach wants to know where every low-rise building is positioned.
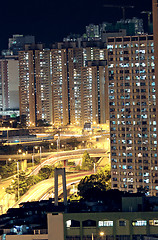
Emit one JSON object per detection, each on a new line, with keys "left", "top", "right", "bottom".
{"left": 2, "top": 196, "right": 158, "bottom": 240}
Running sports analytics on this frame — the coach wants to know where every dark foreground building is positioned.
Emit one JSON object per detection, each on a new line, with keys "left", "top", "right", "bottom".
{"left": 1, "top": 195, "right": 158, "bottom": 240}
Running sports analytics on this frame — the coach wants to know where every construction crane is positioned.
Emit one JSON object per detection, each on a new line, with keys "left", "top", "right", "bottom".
{"left": 103, "top": 4, "right": 134, "bottom": 21}
{"left": 141, "top": 11, "right": 152, "bottom": 26}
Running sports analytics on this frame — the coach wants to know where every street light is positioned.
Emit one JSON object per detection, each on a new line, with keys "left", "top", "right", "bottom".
{"left": 31, "top": 154, "right": 35, "bottom": 185}
{"left": 94, "top": 163, "right": 96, "bottom": 173}
{"left": 32, "top": 155, "right": 34, "bottom": 172}
{"left": 32, "top": 146, "right": 38, "bottom": 172}
{"left": 57, "top": 132, "right": 60, "bottom": 152}
{"left": 32, "top": 146, "right": 42, "bottom": 183}
{"left": 92, "top": 233, "right": 94, "bottom": 240}
{"left": 17, "top": 149, "right": 23, "bottom": 174}
{"left": 17, "top": 149, "right": 22, "bottom": 162}
{"left": 18, "top": 149, "right": 22, "bottom": 154}
{"left": 10, "top": 120, "right": 13, "bottom": 128}
{"left": 6, "top": 158, "right": 11, "bottom": 165}
{"left": 33, "top": 146, "right": 42, "bottom": 162}
{"left": 39, "top": 146, "right": 42, "bottom": 162}
{"left": 100, "top": 231, "right": 104, "bottom": 239}
{"left": 49, "top": 143, "right": 54, "bottom": 152}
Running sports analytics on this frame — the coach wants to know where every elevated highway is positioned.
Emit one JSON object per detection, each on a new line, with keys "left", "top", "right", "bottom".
{"left": 13, "top": 171, "right": 94, "bottom": 208}
{"left": 30, "top": 148, "right": 106, "bottom": 175}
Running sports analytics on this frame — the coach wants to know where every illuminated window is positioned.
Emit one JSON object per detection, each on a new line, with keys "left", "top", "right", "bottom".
{"left": 66, "top": 220, "right": 71, "bottom": 228}
{"left": 98, "top": 221, "right": 113, "bottom": 227}
{"left": 149, "top": 220, "right": 158, "bottom": 226}
{"left": 132, "top": 221, "right": 147, "bottom": 226}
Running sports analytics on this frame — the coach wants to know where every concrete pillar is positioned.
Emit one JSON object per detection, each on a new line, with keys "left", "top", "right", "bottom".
{"left": 54, "top": 168, "right": 59, "bottom": 206}
{"left": 54, "top": 168, "right": 67, "bottom": 206}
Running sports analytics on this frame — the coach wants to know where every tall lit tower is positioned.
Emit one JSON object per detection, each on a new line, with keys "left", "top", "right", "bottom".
{"left": 0, "top": 56, "right": 19, "bottom": 111}
{"left": 51, "top": 49, "right": 69, "bottom": 126}
{"left": 153, "top": 0, "right": 158, "bottom": 160}
{"left": 68, "top": 48, "right": 83, "bottom": 125}
{"left": 108, "top": 35, "right": 157, "bottom": 196}
{"left": 19, "top": 45, "right": 52, "bottom": 126}
{"left": 68, "top": 47, "right": 107, "bottom": 126}
{"left": 81, "top": 63, "right": 107, "bottom": 125}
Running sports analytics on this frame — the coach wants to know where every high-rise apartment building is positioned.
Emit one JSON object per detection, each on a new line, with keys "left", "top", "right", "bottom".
{"left": 19, "top": 44, "right": 108, "bottom": 127}
{"left": 0, "top": 56, "right": 19, "bottom": 111}
{"left": 51, "top": 46, "right": 108, "bottom": 127}
{"left": 107, "top": 35, "right": 158, "bottom": 196}
{"left": 19, "top": 45, "right": 52, "bottom": 126}
{"left": 51, "top": 49, "right": 69, "bottom": 126}
{"left": 81, "top": 64, "right": 106, "bottom": 125}
{"left": 68, "top": 48, "right": 83, "bottom": 125}
{"left": 68, "top": 47, "right": 107, "bottom": 126}
{"left": 35, "top": 49, "right": 52, "bottom": 124}
{"left": 86, "top": 24, "right": 100, "bottom": 40}
{"left": 153, "top": 0, "right": 158, "bottom": 163}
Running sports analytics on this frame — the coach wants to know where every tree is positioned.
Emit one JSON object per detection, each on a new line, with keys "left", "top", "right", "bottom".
{"left": 0, "top": 161, "right": 17, "bottom": 179}
{"left": 78, "top": 166, "right": 111, "bottom": 200}
{"left": 6, "top": 172, "right": 34, "bottom": 200}
{"left": 38, "top": 165, "right": 54, "bottom": 180}
{"left": 81, "top": 151, "right": 94, "bottom": 170}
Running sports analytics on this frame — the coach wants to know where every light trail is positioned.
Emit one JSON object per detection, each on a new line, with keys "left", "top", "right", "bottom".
{"left": 29, "top": 148, "right": 106, "bottom": 176}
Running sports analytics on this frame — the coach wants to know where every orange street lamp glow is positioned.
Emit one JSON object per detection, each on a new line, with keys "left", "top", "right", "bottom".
{"left": 100, "top": 232, "right": 104, "bottom": 237}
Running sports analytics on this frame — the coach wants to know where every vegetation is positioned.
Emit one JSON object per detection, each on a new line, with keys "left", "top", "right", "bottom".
{"left": 6, "top": 172, "right": 34, "bottom": 200}
{"left": 81, "top": 151, "right": 94, "bottom": 170}
{"left": 38, "top": 165, "right": 54, "bottom": 179}
{"left": 0, "top": 161, "right": 17, "bottom": 179}
{"left": 78, "top": 166, "right": 111, "bottom": 200}
{"left": 5, "top": 165, "right": 54, "bottom": 200}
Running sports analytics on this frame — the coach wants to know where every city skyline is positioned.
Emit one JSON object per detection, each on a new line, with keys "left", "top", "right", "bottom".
{"left": 0, "top": 0, "right": 152, "bottom": 51}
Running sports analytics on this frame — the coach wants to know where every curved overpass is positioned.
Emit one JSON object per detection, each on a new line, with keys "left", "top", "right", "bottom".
{"left": 30, "top": 148, "right": 106, "bottom": 175}
{"left": 13, "top": 171, "right": 94, "bottom": 208}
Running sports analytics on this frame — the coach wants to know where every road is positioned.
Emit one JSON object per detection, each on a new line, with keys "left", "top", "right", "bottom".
{"left": 0, "top": 178, "right": 14, "bottom": 214}
{"left": 30, "top": 148, "right": 106, "bottom": 175}
{"left": 0, "top": 148, "right": 105, "bottom": 162}
{"left": 13, "top": 171, "right": 93, "bottom": 208}
{"left": 0, "top": 148, "right": 106, "bottom": 213}
{"left": 0, "top": 151, "right": 53, "bottom": 161}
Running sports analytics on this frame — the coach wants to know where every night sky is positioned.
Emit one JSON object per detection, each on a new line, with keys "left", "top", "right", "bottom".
{"left": 0, "top": 0, "right": 152, "bottom": 51}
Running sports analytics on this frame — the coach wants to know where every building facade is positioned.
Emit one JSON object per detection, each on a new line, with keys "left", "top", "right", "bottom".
{"left": 19, "top": 45, "right": 52, "bottom": 126}
{"left": 51, "top": 46, "right": 108, "bottom": 127}
{"left": 48, "top": 211, "right": 158, "bottom": 240}
{"left": 107, "top": 35, "right": 158, "bottom": 196}
{"left": 4, "top": 205, "right": 158, "bottom": 240}
{"left": 68, "top": 48, "right": 83, "bottom": 125}
{"left": 51, "top": 49, "right": 69, "bottom": 126}
{"left": 153, "top": 0, "right": 158, "bottom": 174}
{"left": 0, "top": 56, "right": 19, "bottom": 111}
{"left": 81, "top": 64, "right": 107, "bottom": 125}
{"left": 19, "top": 44, "right": 108, "bottom": 127}
{"left": 68, "top": 47, "right": 107, "bottom": 126}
